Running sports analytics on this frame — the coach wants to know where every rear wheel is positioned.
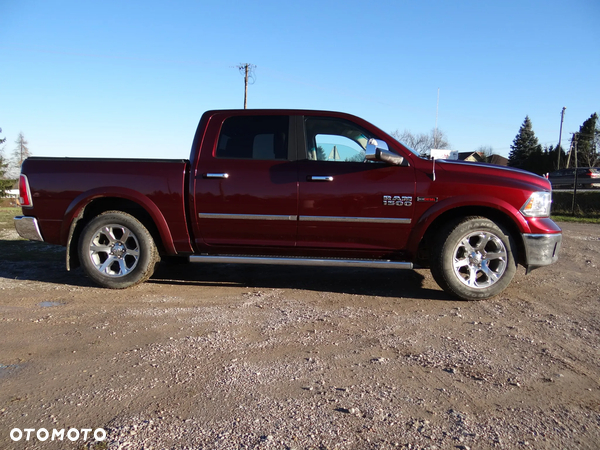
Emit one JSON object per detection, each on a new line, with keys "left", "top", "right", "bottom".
{"left": 78, "top": 211, "right": 158, "bottom": 289}
{"left": 430, "top": 217, "right": 517, "bottom": 300}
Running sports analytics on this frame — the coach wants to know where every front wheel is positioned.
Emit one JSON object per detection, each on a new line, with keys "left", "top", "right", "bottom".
{"left": 430, "top": 217, "right": 517, "bottom": 301}
{"left": 78, "top": 211, "right": 159, "bottom": 289}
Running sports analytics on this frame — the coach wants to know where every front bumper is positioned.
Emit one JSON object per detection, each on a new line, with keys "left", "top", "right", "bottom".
{"left": 14, "top": 216, "right": 44, "bottom": 242}
{"left": 522, "top": 232, "right": 562, "bottom": 273}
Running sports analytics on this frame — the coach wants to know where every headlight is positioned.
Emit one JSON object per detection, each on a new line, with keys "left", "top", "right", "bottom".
{"left": 520, "top": 192, "right": 552, "bottom": 217}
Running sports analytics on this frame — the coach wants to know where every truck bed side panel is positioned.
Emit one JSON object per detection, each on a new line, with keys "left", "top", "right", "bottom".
{"left": 21, "top": 157, "right": 192, "bottom": 254}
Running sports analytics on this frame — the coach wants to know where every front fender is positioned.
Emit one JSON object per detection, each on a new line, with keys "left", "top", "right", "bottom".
{"left": 407, "top": 195, "right": 531, "bottom": 257}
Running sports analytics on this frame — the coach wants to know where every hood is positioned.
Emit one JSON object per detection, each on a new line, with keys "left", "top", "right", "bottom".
{"left": 435, "top": 159, "right": 552, "bottom": 192}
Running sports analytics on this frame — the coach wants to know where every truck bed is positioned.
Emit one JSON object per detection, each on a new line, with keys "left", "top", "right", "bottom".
{"left": 20, "top": 157, "right": 192, "bottom": 254}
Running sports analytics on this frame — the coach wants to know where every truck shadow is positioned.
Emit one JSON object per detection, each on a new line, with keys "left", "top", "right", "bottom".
{"left": 0, "top": 240, "right": 451, "bottom": 300}
{"left": 149, "top": 261, "right": 452, "bottom": 301}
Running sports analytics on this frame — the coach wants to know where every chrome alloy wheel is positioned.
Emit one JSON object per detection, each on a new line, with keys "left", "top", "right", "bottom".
{"left": 87, "top": 224, "right": 140, "bottom": 277}
{"left": 452, "top": 230, "right": 508, "bottom": 289}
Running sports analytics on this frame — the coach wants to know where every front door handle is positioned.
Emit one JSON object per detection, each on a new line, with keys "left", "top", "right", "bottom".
{"left": 204, "top": 173, "right": 229, "bottom": 179}
{"left": 308, "top": 176, "right": 334, "bottom": 182}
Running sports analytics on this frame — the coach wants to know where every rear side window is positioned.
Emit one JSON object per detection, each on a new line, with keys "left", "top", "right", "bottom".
{"left": 216, "top": 116, "right": 289, "bottom": 160}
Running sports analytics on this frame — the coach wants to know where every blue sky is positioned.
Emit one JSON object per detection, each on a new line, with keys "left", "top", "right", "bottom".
{"left": 1, "top": 0, "right": 598, "bottom": 160}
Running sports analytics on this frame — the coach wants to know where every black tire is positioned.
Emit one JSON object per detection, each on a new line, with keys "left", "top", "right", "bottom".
{"left": 78, "top": 211, "right": 159, "bottom": 289}
{"left": 430, "top": 216, "right": 517, "bottom": 301}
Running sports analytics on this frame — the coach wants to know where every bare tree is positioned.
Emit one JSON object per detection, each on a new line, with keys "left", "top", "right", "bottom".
{"left": 580, "top": 129, "right": 600, "bottom": 168}
{"left": 390, "top": 128, "right": 450, "bottom": 157}
{"left": 0, "top": 127, "right": 13, "bottom": 196}
{"left": 476, "top": 145, "right": 494, "bottom": 160}
{"left": 12, "top": 132, "right": 31, "bottom": 174}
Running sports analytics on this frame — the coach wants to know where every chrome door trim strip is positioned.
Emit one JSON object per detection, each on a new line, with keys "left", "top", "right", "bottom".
{"left": 190, "top": 254, "right": 413, "bottom": 270}
{"left": 199, "top": 213, "right": 298, "bottom": 221}
{"left": 299, "top": 215, "right": 411, "bottom": 224}
{"left": 198, "top": 213, "right": 411, "bottom": 224}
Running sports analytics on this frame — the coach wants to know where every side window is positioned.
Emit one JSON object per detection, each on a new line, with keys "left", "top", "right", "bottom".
{"left": 305, "top": 117, "right": 372, "bottom": 163}
{"left": 216, "top": 116, "right": 289, "bottom": 160}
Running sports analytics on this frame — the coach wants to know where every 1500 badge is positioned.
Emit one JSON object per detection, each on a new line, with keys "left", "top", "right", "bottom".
{"left": 383, "top": 195, "right": 413, "bottom": 206}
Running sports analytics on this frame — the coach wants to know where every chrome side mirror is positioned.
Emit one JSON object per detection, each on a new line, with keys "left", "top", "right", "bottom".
{"left": 365, "top": 139, "right": 404, "bottom": 165}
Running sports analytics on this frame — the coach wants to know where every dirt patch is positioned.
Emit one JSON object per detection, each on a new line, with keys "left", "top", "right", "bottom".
{"left": 0, "top": 222, "right": 599, "bottom": 449}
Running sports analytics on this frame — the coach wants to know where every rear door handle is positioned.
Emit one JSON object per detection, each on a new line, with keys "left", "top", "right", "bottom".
{"left": 308, "top": 176, "right": 334, "bottom": 182}
{"left": 204, "top": 173, "right": 229, "bottom": 179}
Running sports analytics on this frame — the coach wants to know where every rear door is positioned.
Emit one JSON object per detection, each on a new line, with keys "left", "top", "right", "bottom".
{"left": 192, "top": 113, "right": 298, "bottom": 250}
{"left": 296, "top": 115, "right": 416, "bottom": 256}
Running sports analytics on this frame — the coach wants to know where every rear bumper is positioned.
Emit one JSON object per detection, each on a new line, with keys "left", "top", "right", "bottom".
{"left": 522, "top": 232, "right": 561, "bottom": 273}
{"left": 14, "top": 216, "right": 44, "bottom": 242}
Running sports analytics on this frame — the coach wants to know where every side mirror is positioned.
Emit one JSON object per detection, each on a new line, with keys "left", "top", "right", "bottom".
{"left": 365, "top": 139, "right": 404, "bottom": 165}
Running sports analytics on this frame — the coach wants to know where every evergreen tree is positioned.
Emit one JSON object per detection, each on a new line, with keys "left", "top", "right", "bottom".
{"left": 508, "top": 116, "right": 542, "bottom": 172}
{"left": 316, "top": 145, "right": 327, "bottom": 161}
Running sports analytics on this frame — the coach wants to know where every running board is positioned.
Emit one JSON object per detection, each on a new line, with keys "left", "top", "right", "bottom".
{"left": 188, "top": 255, "right": 413, "bottom": 270}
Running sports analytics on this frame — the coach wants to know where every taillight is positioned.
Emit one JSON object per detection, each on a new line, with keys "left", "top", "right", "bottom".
{"left": 19, "top": 174, "right": 33, "bottom": 207}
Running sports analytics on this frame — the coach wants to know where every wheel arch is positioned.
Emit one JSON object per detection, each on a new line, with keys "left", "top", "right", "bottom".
{"left": 64, "top": 189, "right": 174, "bottom": 271}
{"left": 412, "top": 204, "right": 526, "bottom": 268}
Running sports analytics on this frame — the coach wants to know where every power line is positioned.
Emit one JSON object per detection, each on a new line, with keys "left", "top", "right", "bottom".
{"left": 557, "top": 107, "right": 566, "bottom": 169}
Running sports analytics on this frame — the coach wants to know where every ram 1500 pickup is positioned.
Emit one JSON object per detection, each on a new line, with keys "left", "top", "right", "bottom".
{"left": 14, "top": 109, "right": 562, "bottom": 300}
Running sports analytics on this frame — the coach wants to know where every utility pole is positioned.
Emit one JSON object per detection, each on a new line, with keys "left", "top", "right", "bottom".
{"left": 236, "top": 63, "right": 256, "bottom": 109}
{"left": 571, "top": 134, "right": 579, "bottom": 215}
{"left": 434, "top": 88, "right": 440, "bottom": 149}
{"left": 557, "top": 107, "right": 566, "bottom": 170}
{"left": 566, "top": 133, "right": 578, "bottom": 169}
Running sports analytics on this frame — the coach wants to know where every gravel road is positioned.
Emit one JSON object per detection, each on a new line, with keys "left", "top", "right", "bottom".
{"left": 0, "top": 222, "right": 599, "bottom": 449}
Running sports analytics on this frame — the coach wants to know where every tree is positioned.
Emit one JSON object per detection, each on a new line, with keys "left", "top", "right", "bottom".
{"left": 476, "top": 145, "right": 494, "bottom": 161}
{"left": 0, "top": 127, "right": 14, "bottom": 197}
{"left": 508, "top": 116, "right": 542, "bottom": 173}
{"left": 571, "top": 113, "right": 599, "bottom": 168}
{"left": 13, "top": 132, "right": 31, "bottom": 171}
{"left": 390, "top": 128, "right": 450, "bottom": 157}
{"left": 316, "top": 145, "right": 327, "bottom": 161}
{"left": 544, "top": 144, "right": 567, "bottom": 172}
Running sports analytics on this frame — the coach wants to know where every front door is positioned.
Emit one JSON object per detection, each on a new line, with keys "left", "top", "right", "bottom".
{"left": 297, "top": 116, "right": 415, "bottom": 256}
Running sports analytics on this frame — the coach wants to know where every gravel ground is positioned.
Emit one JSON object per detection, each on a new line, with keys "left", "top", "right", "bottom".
{"left": 0, "top": 221, "right": 599, "bottom": 449}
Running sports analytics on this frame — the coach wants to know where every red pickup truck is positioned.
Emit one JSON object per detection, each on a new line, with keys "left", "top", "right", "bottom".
{"left": 14, "top": 109, "right": 561, "bottom": 300}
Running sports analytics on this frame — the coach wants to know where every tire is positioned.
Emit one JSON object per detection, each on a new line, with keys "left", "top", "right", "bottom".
{"left": 78, "top": 211, "right": 159, "bottom": 289}
{"left": 430, "top": 216, "right": 517, "bottom": 301}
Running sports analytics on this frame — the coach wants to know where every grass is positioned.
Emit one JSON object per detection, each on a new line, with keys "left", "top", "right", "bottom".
{"left": 0, "top": 206, "right": 20, "bottom": 230}
{"left": 551, "top": 190, "right": 600, "bottom": 218}
{"left": 0, "top": 206, "right": 64, "bottom": 262}
{"left": 551, "top": 215, "right": 600, "bottom": 224}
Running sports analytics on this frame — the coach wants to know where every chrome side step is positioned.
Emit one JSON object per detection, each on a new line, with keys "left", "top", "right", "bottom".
{"left": 188, "top": 255, "right": 413, "bottom": 270}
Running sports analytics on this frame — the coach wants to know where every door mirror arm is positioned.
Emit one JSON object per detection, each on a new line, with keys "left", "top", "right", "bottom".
{"left": 365, "top": 139, "right": 405, "bottom": 166}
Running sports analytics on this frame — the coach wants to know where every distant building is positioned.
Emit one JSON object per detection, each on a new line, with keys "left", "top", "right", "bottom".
{"left": 458, "top": 151, "right": 485, "bottom": 163}
{"left": 431, "top": 149, "right": 459, "bottom": 160}
{"left": 456, "top": 152, "right": 509, "bottom": 167}
{"left": 486, "top": 154, "right": 509, "bottom": 166}
{"left": 2, "top": 189, "right": 19, "bottom": 198}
